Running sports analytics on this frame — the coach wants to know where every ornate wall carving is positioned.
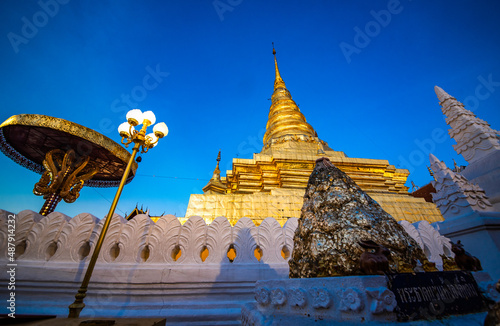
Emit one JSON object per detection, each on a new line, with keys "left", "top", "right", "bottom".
{"left": 399, "top": 220, "right": 453, "bottom": 270}
{"left": 0, "top": 209, "right": 481, "bottom": 322}
{"left": 1, "top": 209, "right": 450, "bottom": 270}
{"left": 0, "top": 210, "right": 300, "bottom": 267}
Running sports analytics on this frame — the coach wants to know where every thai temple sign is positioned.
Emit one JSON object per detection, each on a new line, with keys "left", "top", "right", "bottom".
{"left": 185, "top": 49, "right": 444, "bottom": 226}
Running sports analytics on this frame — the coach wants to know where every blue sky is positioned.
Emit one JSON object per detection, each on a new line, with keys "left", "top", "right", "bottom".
{"left": 1, "top": 0, "right": 499, "bottom": 219}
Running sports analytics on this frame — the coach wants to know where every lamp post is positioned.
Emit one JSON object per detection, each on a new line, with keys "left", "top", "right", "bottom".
{"left": 68, "top": 109, "right": 168, "bottom": 318}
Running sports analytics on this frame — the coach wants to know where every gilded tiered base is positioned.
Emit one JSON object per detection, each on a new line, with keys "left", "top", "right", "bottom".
{"left": 185, "top": 188, "right": 443, "bottom": 226}
{"left": 185, "top": 145, "right": 444, "bottom": 226}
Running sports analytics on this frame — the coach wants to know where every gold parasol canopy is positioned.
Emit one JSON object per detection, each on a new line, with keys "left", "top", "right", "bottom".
{"left": 0, "top": 114, "right": 137, "bottom": 187}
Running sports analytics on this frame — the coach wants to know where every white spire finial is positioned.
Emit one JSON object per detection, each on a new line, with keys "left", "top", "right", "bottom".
{"left": 434, "top": 86, "right": 452, "bottom": 102}
{"left": 435, "top": 84, "right": 500, "bottom": 165}
{"left": 429, "top": 153, "right": 440, "bottom": 165}
{"left": 429, "top": 153, "right": 448, "bottom": 177}
{"left": 430, "top": 153, "right": 493, "bottom": 218}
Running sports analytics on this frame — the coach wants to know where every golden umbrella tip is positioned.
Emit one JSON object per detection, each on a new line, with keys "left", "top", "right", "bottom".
{"left": 272, "top": 42, "right": 276, "bottom": 55}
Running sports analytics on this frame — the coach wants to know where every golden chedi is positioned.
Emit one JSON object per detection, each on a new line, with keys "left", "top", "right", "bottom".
{"left": 185, "top": 48, "right": 444, "bottom": 226}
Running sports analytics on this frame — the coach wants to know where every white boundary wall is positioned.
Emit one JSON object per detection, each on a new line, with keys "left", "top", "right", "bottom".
{"left": 0, "top": 209, "right": 457, "bottom": 323}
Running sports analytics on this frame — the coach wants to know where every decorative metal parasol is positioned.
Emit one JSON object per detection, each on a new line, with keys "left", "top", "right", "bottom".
{"left": 0, "top": 114, "right": 138, "bottom": 215}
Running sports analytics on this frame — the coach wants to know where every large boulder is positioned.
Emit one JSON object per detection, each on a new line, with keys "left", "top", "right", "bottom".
{"left": 289, "top": 157, "right": 425, "bottom": 278}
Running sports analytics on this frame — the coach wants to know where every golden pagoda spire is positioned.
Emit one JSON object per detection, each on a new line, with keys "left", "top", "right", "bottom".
{"left": 262, "top": 45, "right": 317, "bottom": 148}
{"left": 202, "top": 150, "right": 226, "bottom": 194}
{"left": 211, "top": 149, "right": 221, "bottom": 181}
{"left": 273, "top": 43, "right": 286, "bottom": 90}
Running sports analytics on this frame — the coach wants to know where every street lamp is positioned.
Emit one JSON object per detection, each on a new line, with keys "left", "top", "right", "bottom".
{"left": 68, "top": 109, "right": 168, "bottom": 318}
